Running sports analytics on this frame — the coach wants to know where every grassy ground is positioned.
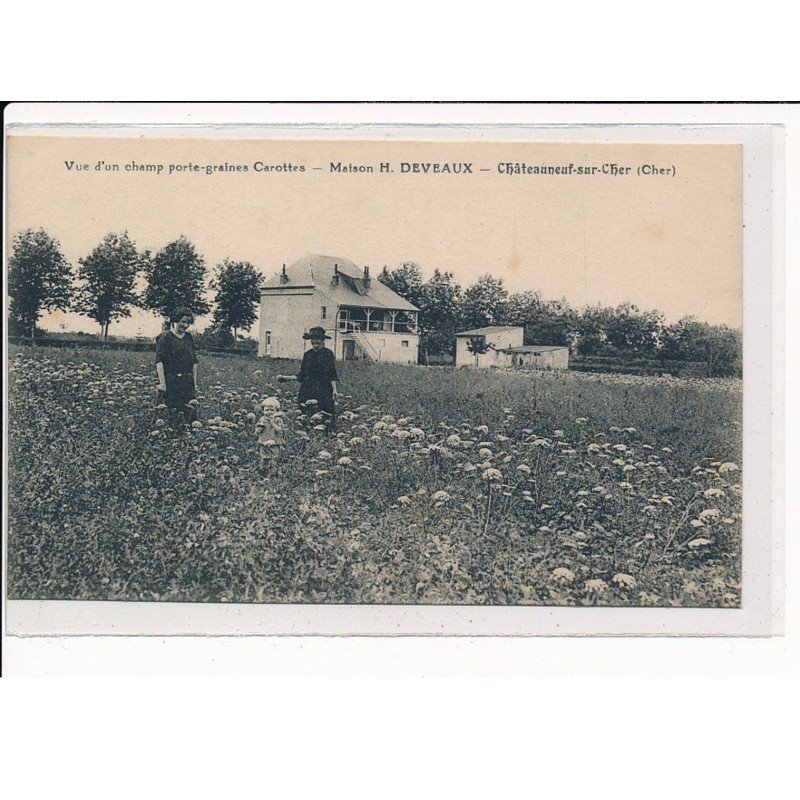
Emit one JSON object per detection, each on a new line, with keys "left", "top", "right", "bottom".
{"left": 7, "top": 344, "right": 742, "bottom": 606}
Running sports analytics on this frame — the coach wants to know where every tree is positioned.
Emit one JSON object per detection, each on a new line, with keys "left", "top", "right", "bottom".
{"left": 575, "top": 305, "right": 612, "bottom": 356}
{"left": 73, "top": 231, "right": 143, "bottom": 339}
{"left": 465, "top": 334, "right": 490, "bottom": 366}
{"left": 604, "top": 302, "right": 664, "bottom": 354}
{"left": 505, "top": 291, "right": 578, "bottom": 347}
{"left": 194, "top": 321, "right": 235, "bottom": 349}
{"left": 8, "top": 228, "right": 73, "bottom": 339}
{"left": 458, "top": 274, "right": 508, "bottom": 330}
{"left": 418, "top": 269, "right": 462, "bottom": 360}
{"left": 378, "top": 262, "right": 425, "bottom": 309}
{"left": 211, "top": 259, "right": 263, "bottom": 340}
{"left": 142, "top": 236, "right": 209, "bottom": 322}
{"left": 661, "top": 316, "right": 741, "bottom": 376}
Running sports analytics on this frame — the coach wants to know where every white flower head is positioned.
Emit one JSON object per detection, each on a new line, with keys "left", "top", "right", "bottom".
{"left": 687, "top": 537, "right": 713, "bottom": 548}
{"left": 551, "top": 567, "right": 575, "bottom": 584}
{"left": 699, "top": 508, "right": 720, "bottom": 519}
{"left": 612, "top": 573, "right": 637, "bottom": 591}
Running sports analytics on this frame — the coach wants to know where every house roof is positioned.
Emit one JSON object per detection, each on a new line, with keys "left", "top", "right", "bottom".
{"left": 262, "top": 254, "right": 419, "bottom": 312}
{"left": 501, "top": 345, "right": 569, "bottom": 353}
{"left": 455, "top": 326, "right": 522, "bottom": 337}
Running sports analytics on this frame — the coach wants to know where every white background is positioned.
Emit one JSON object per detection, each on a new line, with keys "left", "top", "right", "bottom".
{"left": 1, "top": 5, "right": 797, "bottom": 799}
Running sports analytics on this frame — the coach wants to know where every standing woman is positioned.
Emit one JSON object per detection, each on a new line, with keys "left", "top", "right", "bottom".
{"left": 279, "top": 326, "right": 340, "bottom": 429}
{"left": 155, "top": 307, "right": 199, "bottom": 424}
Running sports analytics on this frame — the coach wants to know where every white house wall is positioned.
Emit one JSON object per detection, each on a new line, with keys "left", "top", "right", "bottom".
{"left": 455, "top": 328, "right": 524, "bottom": 368}
{"left": 456, "top": 338, "right": 503, "bottom": 368}
{"left": 259, "top": 290, "right": 329, "bottom": 360}
{"left": 341, "top": 331, "right": 419, "bottom": 364}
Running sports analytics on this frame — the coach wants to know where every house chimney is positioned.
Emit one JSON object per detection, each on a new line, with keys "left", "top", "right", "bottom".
{"left": 363, "top": 265, "right": 371, "bottom": 289}
{"left": 332, "top": 263, "right": 340, "bottom": 286}
{"left": 280, "top": 264, "right": 288, "bottom": 285}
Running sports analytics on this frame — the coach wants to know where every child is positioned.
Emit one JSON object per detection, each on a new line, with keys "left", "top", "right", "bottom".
{"left": 255, "top": 396, "right": 286, "bottom": 470}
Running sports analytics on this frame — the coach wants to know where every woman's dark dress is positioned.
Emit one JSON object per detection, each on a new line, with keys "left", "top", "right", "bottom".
{"left": 155, "top": 331, "right": 198, "bottom": 420}
{"left": 297, "top": 346, "right": 338, "bottom": 425}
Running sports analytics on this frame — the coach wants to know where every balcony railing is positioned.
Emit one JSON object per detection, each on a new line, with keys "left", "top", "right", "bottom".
{"left": 338, "top": 315, "right": 418, "bottom": 334}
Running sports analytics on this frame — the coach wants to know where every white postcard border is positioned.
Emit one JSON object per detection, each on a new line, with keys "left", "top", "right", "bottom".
{"left": 3, "top": 106, "right": 784, "bottom": 637}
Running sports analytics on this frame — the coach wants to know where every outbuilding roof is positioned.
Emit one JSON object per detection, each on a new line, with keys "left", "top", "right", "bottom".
{"left": 262, "top": 254, "right": 419, "bottom": 312}
{"left": 501, "top": 345, "right": 569, "bottom": 353}
{"left": 455, "top": 325, "right": 523, "bottom": 337}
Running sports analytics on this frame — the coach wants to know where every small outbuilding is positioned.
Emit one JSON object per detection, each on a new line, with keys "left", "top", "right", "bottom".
{"left": 455, "top": 325, "right": 569, "bottom": 370}
{"left": 455, "top": 326, "right": 524, "bottom": 368}
{"left": 502, "top": 345, "right": 569, "bottom": 370}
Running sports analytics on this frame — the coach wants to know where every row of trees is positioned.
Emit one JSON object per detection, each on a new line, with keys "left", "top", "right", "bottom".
{"left": 8, "top": 229, "right": 741, "bottom": 375}
{"left": 378, "top": 263, "right": 742, "bottom": 376}
{"left": 8, "top": 229, "right": 262, "bottom": 342}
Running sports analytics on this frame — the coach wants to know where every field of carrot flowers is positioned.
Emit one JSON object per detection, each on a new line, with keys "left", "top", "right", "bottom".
{"left": 7, "top": 344, "right": 742, "bottom": 607}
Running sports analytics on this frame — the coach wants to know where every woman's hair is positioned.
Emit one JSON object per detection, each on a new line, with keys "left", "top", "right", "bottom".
{"left": 172, "top": 307, "right": 195, "bottom": 323}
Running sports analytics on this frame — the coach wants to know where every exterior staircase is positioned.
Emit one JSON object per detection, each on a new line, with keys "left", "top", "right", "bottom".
{"left": 350, "top": 327, "right": 380, "bottom": 361}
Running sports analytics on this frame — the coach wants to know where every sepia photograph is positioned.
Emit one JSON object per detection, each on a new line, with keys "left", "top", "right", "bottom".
{"left": 3, "top": 128, "right": 753, "bottom": 619}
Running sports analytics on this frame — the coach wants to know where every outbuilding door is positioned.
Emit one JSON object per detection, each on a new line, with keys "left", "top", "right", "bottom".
{"left": 342, "top": 339, "right": 355, "bottom": 361}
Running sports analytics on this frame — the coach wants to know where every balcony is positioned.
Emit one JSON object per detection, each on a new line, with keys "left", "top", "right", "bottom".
{"left": 338, "top": 308, "right": 419, "bottom": 335}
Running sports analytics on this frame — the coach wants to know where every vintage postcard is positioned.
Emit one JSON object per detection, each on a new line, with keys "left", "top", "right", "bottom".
{"left": 2, "top": 109, "right": 781, "bottom": 636}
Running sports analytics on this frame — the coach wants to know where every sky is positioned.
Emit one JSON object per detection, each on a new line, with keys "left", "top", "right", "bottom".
{"left": 6, "top": 135, "right": 742, "bottom": 336}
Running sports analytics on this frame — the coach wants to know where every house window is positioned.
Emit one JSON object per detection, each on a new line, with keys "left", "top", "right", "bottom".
{"left": 321, "top": 306, "right": 327, "bottom": 319}
{"left": 401, "top": 340, "right": 409, "bottom": 348}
